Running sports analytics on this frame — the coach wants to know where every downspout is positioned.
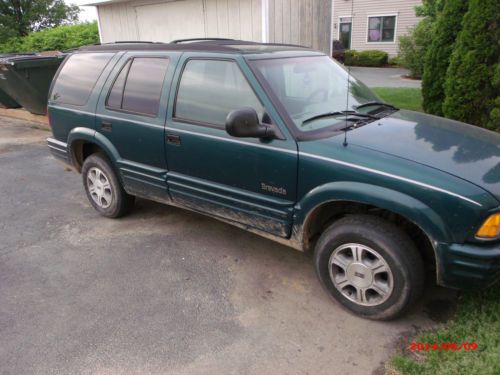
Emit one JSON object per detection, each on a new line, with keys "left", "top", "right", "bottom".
{"left": 96, "top": 6, "right": 104, "bottom": 43}
{"left": 329, "top": 0, "right": 334, "bottom": 56}
{"left": 261, "top": 0, "right": 269, "bottom": 43}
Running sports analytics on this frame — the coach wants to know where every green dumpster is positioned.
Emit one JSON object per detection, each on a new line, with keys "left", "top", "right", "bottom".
{"left": 0, "top": 54, "right": 34, "bottom": 108}
{"left": 0, "top": 53, "right": 67, "bottom": 115}
{"left": 0, "top": 88, "right": 20, "bottom": 108}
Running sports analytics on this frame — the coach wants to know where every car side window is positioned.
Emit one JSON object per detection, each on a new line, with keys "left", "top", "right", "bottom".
{"left": 52, "top": 53, "right": 114, "bottom": 106}
{"left": 107, "top": 60, "right": 130, "bottom": 109}
{"left": 174, "top": 59, "right": 265, "bottom": 127}
{"left": 106, "top": 57, "right": 169, "bottom": 117}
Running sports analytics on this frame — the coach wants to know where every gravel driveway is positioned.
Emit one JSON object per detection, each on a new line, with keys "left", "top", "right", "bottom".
{"left": 0, "top": 117, "right": 454, "bottom": 375}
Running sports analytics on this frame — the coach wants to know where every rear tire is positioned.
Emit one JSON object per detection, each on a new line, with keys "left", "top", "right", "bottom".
{"left": 81, "top": 152, "right": 134, "bottom": 218}
{"left": 314, "top": 214, "right": 424, "bottom": 320}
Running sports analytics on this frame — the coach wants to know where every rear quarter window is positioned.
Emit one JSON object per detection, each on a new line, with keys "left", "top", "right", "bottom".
{"left": 51, "top": 53, "right": 114, "bottom": 106}
{"left": 106, "top": 57, "right": 169, "bottom": 117}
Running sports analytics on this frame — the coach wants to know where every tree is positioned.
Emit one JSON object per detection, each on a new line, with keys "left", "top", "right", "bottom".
{"left": 398, "top": 18, "right": 433, "bottom": 79}
{"left": 397, "top": 0, "right": 445, "bottom": 79}
{"left": 422, "top": 0, "right": 468, "bottom": 116}
{"left": 0, "top": 0, "right": 79, "bottom": 42}
{"left": 442, "top": 0, "right": 499, "bottom": 130}
{"left": 415, "top": 0, "right": 445, "bottom": 19}
{"left": 489, "top": 64, "right": 500, "bottom": 132}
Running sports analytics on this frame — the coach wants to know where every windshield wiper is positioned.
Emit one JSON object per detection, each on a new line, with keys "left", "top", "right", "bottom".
{"left": 302, "top": 110, "right": 377, "bottom": 125}
{"left": 342, "top": 110, "right": 378, "bottom": 119}
{"left": 355, "top": 102, "right": 398, "bottom": 111}
{"left": 302, "top": 111, "right": 346, "bottom": 124}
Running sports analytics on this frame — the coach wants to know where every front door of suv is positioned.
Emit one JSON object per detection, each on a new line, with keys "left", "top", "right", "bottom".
{"left": 165, "top": 54, "right": 298, "bottom": 238}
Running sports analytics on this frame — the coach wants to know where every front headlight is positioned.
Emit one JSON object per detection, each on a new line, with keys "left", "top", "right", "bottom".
{"left": 476, "top": 214, "right": 500, "bottom": 239}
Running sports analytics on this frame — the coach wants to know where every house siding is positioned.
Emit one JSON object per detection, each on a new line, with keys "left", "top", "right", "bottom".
{"left": 333, "top": 0, "right": 422, "bottom": 56}
{"left": 96, "top": 0, "right": 263, "bottom": 44}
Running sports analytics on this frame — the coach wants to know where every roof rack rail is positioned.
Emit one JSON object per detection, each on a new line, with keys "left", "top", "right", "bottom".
{"left": 91, "top": 41, "right": 164, "bottom": 46}
{"left": 171, "top": 38, "right": 236, "bottom": 44}
{"left": 110, "top": 41, "right": 163, "bottom": 44}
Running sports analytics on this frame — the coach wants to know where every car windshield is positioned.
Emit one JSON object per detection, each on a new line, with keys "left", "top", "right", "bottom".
{"left": 251, "top": 56, "right": 382, "bottom": 133}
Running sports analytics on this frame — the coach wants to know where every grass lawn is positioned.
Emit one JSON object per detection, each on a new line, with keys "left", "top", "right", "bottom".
{"left": 372, "top": 87, "right": 423, "bottom": 112}
{"left": 390, "top": 285, "right": 500, "bottom": 375}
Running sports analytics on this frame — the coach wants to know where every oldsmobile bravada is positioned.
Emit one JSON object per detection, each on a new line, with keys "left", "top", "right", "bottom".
{"left": 47, "top": 39, "right": 500, "bottom": 320}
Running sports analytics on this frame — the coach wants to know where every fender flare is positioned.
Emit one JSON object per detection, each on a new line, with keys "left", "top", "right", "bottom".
{"left": 295, "top": 181, "right": 450, "bottom": 243}
{"left": 67, "top": 128, "right": 121, "bottom": 171}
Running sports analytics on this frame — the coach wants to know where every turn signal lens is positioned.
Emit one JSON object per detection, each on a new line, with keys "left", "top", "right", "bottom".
{"left": 476, "top": 214, "right": 500, "bottom": 238}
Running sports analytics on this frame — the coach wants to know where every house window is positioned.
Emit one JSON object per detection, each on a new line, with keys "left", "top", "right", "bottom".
{"left": 367, "top": 16, "right": 396, "bottom": 42}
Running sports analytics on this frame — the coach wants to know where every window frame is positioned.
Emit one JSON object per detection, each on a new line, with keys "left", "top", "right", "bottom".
{"left": 366, "top": 14, "right": 398, "bottom": 44}
{"left": 172, "top": 57, "right": 268, "bottom": 130}
{"left": 105, "top": 56, "right": 170, "bottom": 118}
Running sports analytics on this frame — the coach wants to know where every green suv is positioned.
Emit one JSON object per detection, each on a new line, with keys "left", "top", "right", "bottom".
{"left": 47, "top": 40, "right": 500, "bottom": 320}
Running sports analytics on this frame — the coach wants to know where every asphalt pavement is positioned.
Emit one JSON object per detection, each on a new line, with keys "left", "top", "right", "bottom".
{"left": 0, "top": 117, "right": 454, "bottom": 375}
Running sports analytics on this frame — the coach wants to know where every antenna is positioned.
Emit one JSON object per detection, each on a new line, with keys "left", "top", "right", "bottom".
{"left": 343, "top": 0, "right": 355, "bottom": 147}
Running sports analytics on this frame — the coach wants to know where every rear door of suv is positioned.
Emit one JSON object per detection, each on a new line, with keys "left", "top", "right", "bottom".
{"left": 95, "top": 51, "right": 181, "bottom": 200}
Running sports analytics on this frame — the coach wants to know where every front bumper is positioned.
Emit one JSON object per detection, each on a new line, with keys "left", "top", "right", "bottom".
{"left": 47, "top": 137, "right": 69, "bottom": 163}
{"left": 436, "top": 241, "right": 500, "bottom": 289}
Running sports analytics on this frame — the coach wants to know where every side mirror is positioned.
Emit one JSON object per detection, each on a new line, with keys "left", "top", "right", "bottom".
{"left": 225, "top": 108, "right": 277, "bottom": 139}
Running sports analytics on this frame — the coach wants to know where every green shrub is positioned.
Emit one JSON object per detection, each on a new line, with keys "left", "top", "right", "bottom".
{"left": 443, "top": 0, "right": 499, "bottom": 131}
{"left": 388, "top": 56, "right": 402, "bottom": 66}
{"left": 21, "top": 22, "right": 98, "bottom": 51}
{"left": 0, "top": 37, "right": 23, "bottom": 53}
{"left": 422, "top": 0, "right": 468, "bottom": 116}
{"left": 345, "top": 50, "right": 388, "bottom": 67}
{"left": 0, "top": 22, "right": 98, "bottom": 53}
{"left": 398, "top": 19, "right": 433, "bottom": 79}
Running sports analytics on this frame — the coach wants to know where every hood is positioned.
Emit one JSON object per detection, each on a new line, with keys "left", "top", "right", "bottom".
{"left": 346, "top": 110, "right": 500, "bottom": 201}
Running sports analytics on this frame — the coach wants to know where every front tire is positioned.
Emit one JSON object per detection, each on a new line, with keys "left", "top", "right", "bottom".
{"left": 82, "top": 152, "right": 134, "bottom": 218}
{"left": 314, "top": 215, "right": 424, "bottom": 320}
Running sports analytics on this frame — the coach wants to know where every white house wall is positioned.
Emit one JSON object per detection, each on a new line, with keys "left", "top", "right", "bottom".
{"left": 333, "top": 0, "right": 422, "bottom": 56}
{"left": 96, "top": 0, "right": 263, "bottom": 43}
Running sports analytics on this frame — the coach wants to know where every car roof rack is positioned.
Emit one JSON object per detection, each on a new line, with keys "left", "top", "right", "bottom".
{"left": 171, "top": 38, "right": 237, "bottom": 44}
{"left": 77, "top": 39, "right": 312, "bottom": 54}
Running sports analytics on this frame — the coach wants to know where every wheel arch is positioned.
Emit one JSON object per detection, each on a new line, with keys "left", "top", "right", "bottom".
{"left": 67, "top": 128, "right": 120, "bottom": 173}
{"left": 296, "top": 182, "right": 449, "bottom": 280}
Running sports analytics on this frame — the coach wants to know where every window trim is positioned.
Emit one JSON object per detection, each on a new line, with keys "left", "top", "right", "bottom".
{"left": 366, "top": 14, "right": 398, "bottom": 44}
{"left": 172, "top": 57, "right": 269, "bottom": 130}
{"left": 105, "top": 56, "right": 170, "bottom": 118}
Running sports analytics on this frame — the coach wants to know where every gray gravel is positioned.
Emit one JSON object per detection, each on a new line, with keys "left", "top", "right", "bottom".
{"left": 0, "top": 117, "right": 454, "bottom": 375}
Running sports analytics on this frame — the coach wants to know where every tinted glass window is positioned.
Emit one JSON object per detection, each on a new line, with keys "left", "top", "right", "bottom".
{"left": 51, "top": 53, "right": 113, "bottom": 106}
{"left": 175, "top": 59, "right": 265, "bottom": 126}
{"left": 107, "top": 60, "right": 130, "bottom": 109}
{"left": 120, "top": 57, "right": 169, "bottom": 116}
